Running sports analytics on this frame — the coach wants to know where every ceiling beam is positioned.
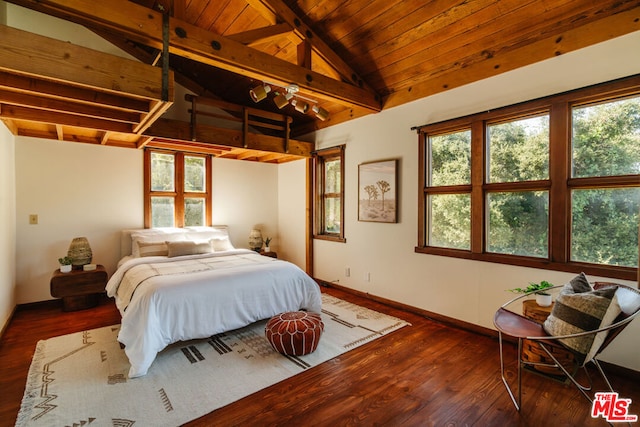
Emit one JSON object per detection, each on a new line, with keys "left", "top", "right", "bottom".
{"left": 6, "top": 0, "right": 381, "bottom": 112}
{"left": 226, "top": 23, "right": 293, "bottom": 46}
{"left": 252, "top": 0, "right": 374, "bottom": 92}
{"left": 0, "top": 24, "right": 169, "bottom": 102}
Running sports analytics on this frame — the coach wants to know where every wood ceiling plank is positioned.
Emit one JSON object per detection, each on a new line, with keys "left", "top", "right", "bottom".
{"left": 5, "top": 0, "right": 380, "bottom": 111}
{"left": 191, "top": 0, "right": 231, "bottom": 31}
{"left": 383, "top": 7, "right": 640, "bottom": 108}
{"left": 335, "top": 0, "right": 497, "bottom": 55}
{"left": 352, "top": 0, "right": 529, "bottom": 80}
{"left": 215, "top": 1, "right": 250, "bottom": 35}
{"left": 376, "top": 0, "right": 639, "bottom": 95}
{"left": 0, "top": 24, "right": 169, "bottom": 102}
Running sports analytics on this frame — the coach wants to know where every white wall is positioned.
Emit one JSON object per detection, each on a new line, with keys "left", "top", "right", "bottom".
{"left": 0, "top": 122, "right": 17, "bottom": 330}
{"left": 306, "top": 31, "right": 640, "bottom": 370}
{"left": 278, "top": 159, "right": 308, "bottom": 270}
{"left": 5, "top": 2, "right": 134, "bottom": 59}
{"left": 13, "top": 140, "right": 281, "bottom": 305}
{"left": 14, "top": 138, "right": 143, "bottom": 303}
{"left": 211, "top": 157, "right": 279, "bottom": 251}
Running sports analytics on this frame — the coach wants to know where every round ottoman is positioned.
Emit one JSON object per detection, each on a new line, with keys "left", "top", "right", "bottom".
{"left": 265, "top": 311, "right": 324, "bottom": 356}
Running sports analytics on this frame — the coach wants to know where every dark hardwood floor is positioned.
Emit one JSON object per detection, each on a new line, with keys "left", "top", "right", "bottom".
{"left": 1, "top": 286, "right": 638, "bottom": 426}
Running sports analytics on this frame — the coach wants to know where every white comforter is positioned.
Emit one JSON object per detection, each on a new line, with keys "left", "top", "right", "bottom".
{"left": 106, "top": 249, "right": 322, "bottom": 378}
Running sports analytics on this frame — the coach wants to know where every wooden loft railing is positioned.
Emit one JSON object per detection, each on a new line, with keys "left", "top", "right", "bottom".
{"left": 143, "top": 95, "right": 313, "bottom": 163}
{"left": 185, "top": 94, "right": 293, "bottom": 153}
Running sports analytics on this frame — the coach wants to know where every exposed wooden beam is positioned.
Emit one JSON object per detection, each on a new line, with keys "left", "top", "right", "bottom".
{"left": 0, "top": 104, "right": 134, "bottom": 133}
{"left": 5, "top": 0, "right": 381, "bottom": 112}
{"left": 253, "top": 0, "right": 374, "bottom": 92}
{"left": 146, "top": 117, "right": 313, "bottom": 157}
{"left": 227, "top": 23, "right": 293, "bottom": 46}
{"left": 0, "top": 24, "right": 171, "bottom": 102}
{"left": 0, "top": 89, "right": 140, "bottom": 124}
{"left": 0, "top": 71, "right": 150, "bottom": 114}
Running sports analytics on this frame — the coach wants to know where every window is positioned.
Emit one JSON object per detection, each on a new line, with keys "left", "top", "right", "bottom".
{"left": 427, "top": 129, "right": 471, "bottom": 250}
{"left": 314, "top": 145, "right": 345, "bottom": 242}
{"left": 416, "top": 76, "right": 640, "bottom": 280}
{"left": 486, "top": 114, "right": 550, "bottom": 258}
{"left": 145, "top": 150, "right": 212, "bottom": 228}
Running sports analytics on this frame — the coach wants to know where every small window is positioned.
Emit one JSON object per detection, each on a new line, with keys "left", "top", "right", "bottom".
{"left": 145, "top": 150, "right": 212, "bottom": 228}
{"left": 314, "top": 146, "right": 345, "bottom": 242}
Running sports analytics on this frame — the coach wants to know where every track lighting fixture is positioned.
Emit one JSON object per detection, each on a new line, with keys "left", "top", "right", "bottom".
{"left": 249, "top": 84, "right": 271, "bottom": 103}
{"left": 291, "top": 99, "right": 309, "bottom": 114}
{"left": 312, "top": 105, "right": 329, "bottom": 121}
{"left": 249, "top": 82, "right": 329, "bottom": 120}
{"left": 273, "top": 91, "right": 293, "bottom": 109}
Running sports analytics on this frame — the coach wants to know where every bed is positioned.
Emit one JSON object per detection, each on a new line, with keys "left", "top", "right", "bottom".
{"left": 106, "top": 226, "right": 322, "bottom": 378}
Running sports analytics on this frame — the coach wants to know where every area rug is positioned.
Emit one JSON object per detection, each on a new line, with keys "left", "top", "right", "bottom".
{"left": 16, "top": 294, "right": 410, "bottom": 427}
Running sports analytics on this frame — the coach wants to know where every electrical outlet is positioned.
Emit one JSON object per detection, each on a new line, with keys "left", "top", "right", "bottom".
{"left": 29, "top": 214, "right": 38, "bottom": 225}
{"left": 345, "top": 267, "right": 350, "bottom": 277}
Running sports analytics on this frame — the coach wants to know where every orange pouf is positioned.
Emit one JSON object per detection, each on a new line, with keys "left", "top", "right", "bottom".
{"left": 265, "top": 311, "right": 324, "bottom": 356}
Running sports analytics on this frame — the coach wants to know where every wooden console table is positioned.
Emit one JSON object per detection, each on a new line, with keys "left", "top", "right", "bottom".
{"left": 50, "top": 265, "right": 107, "bottom": 311}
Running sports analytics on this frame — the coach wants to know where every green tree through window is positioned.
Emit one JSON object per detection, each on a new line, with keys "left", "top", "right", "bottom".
{"left": 416, "top": 76, "right": 639, "bottom": 280}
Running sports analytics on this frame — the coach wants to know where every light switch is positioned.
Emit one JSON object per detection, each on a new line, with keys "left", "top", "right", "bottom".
{"left": 29, "top": 214, "right": 38, "bottom": 225}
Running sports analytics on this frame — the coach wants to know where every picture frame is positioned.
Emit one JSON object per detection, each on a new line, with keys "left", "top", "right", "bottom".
{"left": 358, "top": 159, "right": 398, "bottom": 223}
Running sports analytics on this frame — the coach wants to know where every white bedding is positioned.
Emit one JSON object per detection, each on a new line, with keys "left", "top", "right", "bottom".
{"left": 106, "top": 249, "right": 322, "bottom": 378}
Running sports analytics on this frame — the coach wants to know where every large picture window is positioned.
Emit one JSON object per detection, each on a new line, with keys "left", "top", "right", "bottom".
{"left": 416, "top": 76, "right": 640, "bottom": 280}
{"left": 314, "top": 145, "right": 345, "bottom": 242}
{"left": 145, "top": 150, "right": 212, "bottom": 228}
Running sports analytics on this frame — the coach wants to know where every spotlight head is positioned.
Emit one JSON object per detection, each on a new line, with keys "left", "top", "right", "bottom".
{"left": 249, "top": 84, "right": 271, "bottom": 103}
{"left": 312, "top": 105, "right": 329, "bottom": 121}
{"left": 291, "top": 99, "right": 309, "bottom": 114}
{"left": 273, "top": 92, "right": 292, "bottom": 109}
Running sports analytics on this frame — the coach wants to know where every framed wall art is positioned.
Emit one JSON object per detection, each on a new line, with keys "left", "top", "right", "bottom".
{"left": 358, "top": 159, "right": 398, "bottom": 223}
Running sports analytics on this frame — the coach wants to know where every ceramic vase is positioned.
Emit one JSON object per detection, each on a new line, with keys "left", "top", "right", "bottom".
{"left": 249, "top": 229, "right": 263, "bottom": 251}
{"left": 68, "top": 237, "right": 92, "bottom": 268}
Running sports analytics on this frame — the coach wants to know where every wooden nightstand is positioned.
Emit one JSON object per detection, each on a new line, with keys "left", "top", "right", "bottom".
{"left": 259, "top": 250, "right": 277, "bottom": 259}
{"left": 50, "top": 265, "right": 108, "bottom": 311}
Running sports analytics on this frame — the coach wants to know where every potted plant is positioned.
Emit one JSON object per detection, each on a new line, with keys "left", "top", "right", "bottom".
{"left": 507, "top": 280, "right": 554, "bottom": 306}
{"left": 58, "top": 256, "right": 73, "bottom": 273}
{"left": 264, "top": 237, "right": 272, "bottom": 253}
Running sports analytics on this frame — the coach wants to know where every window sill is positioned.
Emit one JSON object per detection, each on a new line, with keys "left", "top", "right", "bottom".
{"left": 314, "top": 234, "right": 346, "bottom": 243}
{"left": 414, "top": 246, "right": 636, "bottom": 281}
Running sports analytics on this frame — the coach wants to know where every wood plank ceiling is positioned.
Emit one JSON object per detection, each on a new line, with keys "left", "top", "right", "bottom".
{"left": 1, "top": 0, "right": 639, "bottom": 162}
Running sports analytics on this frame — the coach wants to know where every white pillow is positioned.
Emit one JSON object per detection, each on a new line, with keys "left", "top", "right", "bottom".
{"left": 166, "top": 240, "right": 213, "bottom": 257}
{"left": 614, "top": 286, "right": 640, "bottom": 315}
{"left": 211, "top": 236, "right": 234, "bottom": 251}
{"left": 136, "top": 240, "right": 169, "bottom": 257}
{"left": 130, "top": 228, "right": 185, "bottom": 257}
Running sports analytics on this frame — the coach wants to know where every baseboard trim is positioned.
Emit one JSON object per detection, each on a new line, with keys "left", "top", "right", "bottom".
{"left": 317, "top": 279, "right": 640, "bottom": 381}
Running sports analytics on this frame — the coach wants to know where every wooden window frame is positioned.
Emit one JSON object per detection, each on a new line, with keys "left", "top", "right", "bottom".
{"left": 144, "top": 149, "right": 212, "bottom": 228}
{"left": 416, "top": 75, "right": 640, "bottom": 281}
{"left": 313, "top": 145, "right": 346, "bottom": 242}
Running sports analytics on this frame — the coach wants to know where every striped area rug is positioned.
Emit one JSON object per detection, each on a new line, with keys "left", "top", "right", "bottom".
{"left": 16, "top": 294, "right": 410, "bottom": 427}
